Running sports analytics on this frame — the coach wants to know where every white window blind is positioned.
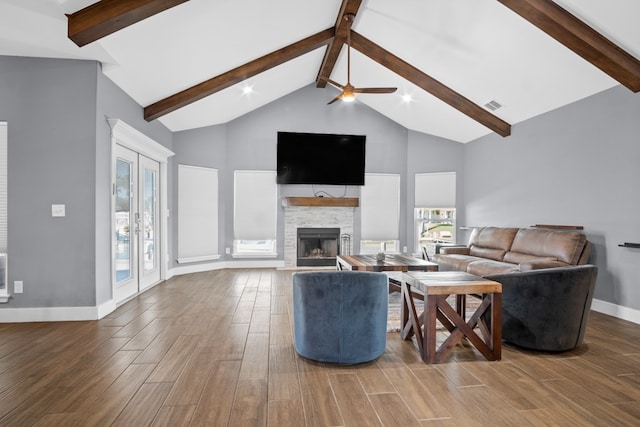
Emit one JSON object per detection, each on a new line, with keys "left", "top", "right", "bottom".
{"left": 234, "top": 170, "right": 277, "bottom": 240}
{"left": 361, "top": 173, "right": 400, "bottom": 241}
{"left": 0, "top": 122, "right": 6, "bottom": 253}
{"left": 415, "top": 172, "right": 456, "bottom": 207}
{"left": 178, "top": 165, "right": 219, "bottom": 262}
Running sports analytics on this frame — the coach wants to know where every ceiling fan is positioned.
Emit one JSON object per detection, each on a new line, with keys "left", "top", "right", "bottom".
{"left": 322, "top": 14, "right": 397, "bottom": 105}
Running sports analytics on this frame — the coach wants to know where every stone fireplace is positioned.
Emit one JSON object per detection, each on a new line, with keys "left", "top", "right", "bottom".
{"left": 283, "top": 197, "right": 357, "bottom": 269}
{"left": 297, "top": 227, "right": 340, "bottom": 267}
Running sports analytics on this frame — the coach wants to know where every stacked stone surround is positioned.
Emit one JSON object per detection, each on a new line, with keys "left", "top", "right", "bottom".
{"left": 283, "top": 206, "right": 355, "bottom": 269}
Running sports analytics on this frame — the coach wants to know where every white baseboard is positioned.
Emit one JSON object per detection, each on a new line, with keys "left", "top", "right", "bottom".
{"left": 169, "top": 260, "right": 285, "bottom": 277}
{"left": 0, "top": 305, "right": 102, "bottom": 322}
{"left": 97, "top": 299, "right": 117, "bottom": 319}
{"left": 591, "top": 298, "right": 640, "bottom": 325}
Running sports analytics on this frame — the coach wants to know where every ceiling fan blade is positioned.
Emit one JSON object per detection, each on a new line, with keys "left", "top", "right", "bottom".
{"left": 354, "top": 87, "right": 398, "bottom": 94}
{"left": 318, "top": 76, "right": 345, "bottom": 90}
{"left": 327, "top": 94, "right": 343, "bottom": 105}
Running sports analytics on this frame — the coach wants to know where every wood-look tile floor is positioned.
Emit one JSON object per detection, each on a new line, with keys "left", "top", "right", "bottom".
{"left": 0, "top": 268, "right": 639, "bottom": 426}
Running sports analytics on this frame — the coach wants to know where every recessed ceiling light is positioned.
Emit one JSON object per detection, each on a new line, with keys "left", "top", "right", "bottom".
{"left": 242, "top": 85, "right": 253, "bottom": 95}
{"left": 402, "top": 94, "right": 413, "bottom": 103}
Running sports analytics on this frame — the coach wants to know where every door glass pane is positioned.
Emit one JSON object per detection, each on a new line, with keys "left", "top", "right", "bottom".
{"left": 143, "top": 168, "right": 156, "bottom": 271}
{"left": 115, "top": 159, "right": 132, "bottom": 283}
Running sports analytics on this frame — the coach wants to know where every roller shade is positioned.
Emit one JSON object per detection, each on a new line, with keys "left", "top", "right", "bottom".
{"left": 361, "top": 173, "right": 400, "bottom": 241}
{"left": 415, "top": 172, "right": 456, "bottom": 207}
{"left": 178, "top": 165, "right": 218, "bottom": 261}
{"left": 234, "top": 170, "right": 277, "bottom": 240}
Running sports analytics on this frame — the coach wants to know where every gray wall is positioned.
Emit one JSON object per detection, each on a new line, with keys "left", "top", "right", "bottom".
{"left": 1, "top": 56, "right": 98, "bottom": 307}
{"left": 172, "top": 84, "right": 413, "bottom": 266}
{"left": 463, "top": 85, "right": 640, "bottom": 311}
{"left": 0, "top": 56, "right": 172, "bottom": 309}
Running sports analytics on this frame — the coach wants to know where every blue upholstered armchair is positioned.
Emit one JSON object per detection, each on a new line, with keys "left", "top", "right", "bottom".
{"left": 485, "top": 264, "right": 598, "bottom": 352}
{"left": 293, "top": 271, "right": 388, "bottom": 364}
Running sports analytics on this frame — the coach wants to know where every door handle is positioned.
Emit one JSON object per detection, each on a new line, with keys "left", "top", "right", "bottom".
{"left": 134, "top": 213, "right": 141, "bottom": 234}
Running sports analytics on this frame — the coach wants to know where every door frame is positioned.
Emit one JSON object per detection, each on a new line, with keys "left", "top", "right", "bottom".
{"left": 138, "top": 154, "right": 161, "bottom": 291}
{"left": 108, "top": 119, "right": 174, "bottom": 301}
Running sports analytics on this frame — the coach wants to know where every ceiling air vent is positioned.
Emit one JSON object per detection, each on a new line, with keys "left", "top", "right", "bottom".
{"left": 484, "top": 100, "right": 502, "bottom": 111}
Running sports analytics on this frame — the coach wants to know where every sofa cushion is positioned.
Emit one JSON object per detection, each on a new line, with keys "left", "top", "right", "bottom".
{"left": 469, "top": 227, "right": 520, "bottom": 251}
{"left": 503, "top": 251, "right": 556, "bottom": 264}
{"left": 467, "top": 227, "right": 519, "bottom": 261}
{"left": 431, "top": 254, "right": 480, "bottom": 272}
{"left": 465, "top": 259, "right": 520, "bottom": 276}
{"left": 510, "top": 229, "right": 587, "bottom": 265}
{"left": 469, "top": 246, "right": 507, "bottom": 261}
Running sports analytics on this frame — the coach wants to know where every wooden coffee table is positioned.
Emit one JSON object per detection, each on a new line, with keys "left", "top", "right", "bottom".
{"left": 336, "top": 254, "right": 438, "bottom": 272}
{"left": 400, "top": 271, "right": 502, "bottom": 364}
{"left": 336, "top": 254, "right": 438, "bottom": 292}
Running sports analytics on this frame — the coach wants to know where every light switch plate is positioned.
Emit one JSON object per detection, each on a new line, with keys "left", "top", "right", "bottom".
{"left": 52, "top": 204, "right": 65, "bottom": 217}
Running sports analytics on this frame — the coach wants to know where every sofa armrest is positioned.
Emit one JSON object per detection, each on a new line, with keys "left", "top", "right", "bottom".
{"left": 439, "top": 246, "right": 469, "bottom": 255}
{"left": 519, "top": 260, "right": 570, "bottom": 271}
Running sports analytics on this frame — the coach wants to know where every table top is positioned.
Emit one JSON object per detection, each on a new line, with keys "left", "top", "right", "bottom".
{"left": 336, "top": 254, "right": 439, "bottom": 272}
{"left": 403, "top": 271, "right": 502, "bottom": 295}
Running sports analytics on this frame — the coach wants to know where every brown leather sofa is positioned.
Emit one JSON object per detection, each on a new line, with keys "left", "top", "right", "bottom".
{"left": 433, "top": 227, "right": 591, "bottom": 276}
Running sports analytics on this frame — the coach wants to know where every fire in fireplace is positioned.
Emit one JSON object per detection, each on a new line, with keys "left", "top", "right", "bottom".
{"left": 297, "top": 227, "right": 340, "bottom": 267}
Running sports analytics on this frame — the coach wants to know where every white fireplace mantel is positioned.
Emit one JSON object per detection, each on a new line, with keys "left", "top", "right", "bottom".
{"left": 283, "top": 203, "right": 355, "bottom": 269}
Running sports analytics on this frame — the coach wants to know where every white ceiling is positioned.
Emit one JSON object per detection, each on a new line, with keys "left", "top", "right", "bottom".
{"left": 1, "top": 0, "right": 638, "bottom": 143}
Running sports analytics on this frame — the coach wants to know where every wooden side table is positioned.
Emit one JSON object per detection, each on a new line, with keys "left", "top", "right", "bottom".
{"left": 401, "top": 271, "right": 502, "bottom": 364}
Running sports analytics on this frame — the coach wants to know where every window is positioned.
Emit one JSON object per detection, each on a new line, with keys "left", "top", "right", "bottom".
{"left": 415, "top": 172, "right": 456, "bottom": 257}
{"left": 360, "top": 173, "right": 400, "bottom": 254}
{"left": 178, "top": 165, "right": 219, "bottom": 263}
{"left": 0, "top": 123, "right": 7, "bottom": 302}
{"left": 233, "top": 170, "right": 277, "bottom": 257}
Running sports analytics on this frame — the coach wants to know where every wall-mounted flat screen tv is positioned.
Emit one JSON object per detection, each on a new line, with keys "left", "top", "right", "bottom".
{"left": 277, "top": 131, "right": 366, "bottom": 185}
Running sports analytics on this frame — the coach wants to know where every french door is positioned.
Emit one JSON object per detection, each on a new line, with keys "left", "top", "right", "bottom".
{"left": 113, "top": 145, "right": 161, "bottom": 303}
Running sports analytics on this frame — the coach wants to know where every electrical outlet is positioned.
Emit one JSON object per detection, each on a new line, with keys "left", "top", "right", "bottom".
{"left": 14, "top": 281, "right": 23, "bottom": 294}
{"left": 225, "top": 247, "right": 231, "bottom": 254}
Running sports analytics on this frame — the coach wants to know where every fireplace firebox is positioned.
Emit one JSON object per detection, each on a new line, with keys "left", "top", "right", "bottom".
{"left": 297, "top": 228, "right": 340, "bottom": 267}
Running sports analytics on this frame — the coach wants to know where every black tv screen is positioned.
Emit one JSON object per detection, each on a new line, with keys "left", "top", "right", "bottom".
{"left": 277, "top": 131, "right": 366, "bottom": 185}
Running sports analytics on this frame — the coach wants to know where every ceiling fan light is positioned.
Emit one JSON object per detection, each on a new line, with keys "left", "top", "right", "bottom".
{"left": 341, "top": 86, "right": 356, "bottom": 102}
{"left": 342, "top": 93, "right": 356, "bottom": 102}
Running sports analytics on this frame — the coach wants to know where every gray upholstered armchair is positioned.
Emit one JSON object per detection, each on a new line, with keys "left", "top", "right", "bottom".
{"left": 292, "top": 271, "right": 388, "bottom": 364}
{"left": 485, "top": 265, "right": 597, "bottom": 352}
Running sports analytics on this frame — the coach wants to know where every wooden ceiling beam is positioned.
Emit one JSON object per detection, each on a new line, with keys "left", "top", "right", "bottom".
{"left": 144, "top": 28, "right": 335, "bottom": 121}
{"left": 349, "top": 31, "right": 511, "bottom": 137}
{"left": 316, "top": 0, "right": 363, "bottom": 88}
{"left": 498, "top": 0, "right": 640, "bottom": 92}
{"left": 68, "top": 0, "right": 190, "bottom": 47}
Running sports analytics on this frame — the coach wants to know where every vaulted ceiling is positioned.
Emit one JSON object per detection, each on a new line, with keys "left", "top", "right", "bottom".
{"left": 2, "top": 0, "right": 639, "bottom": 143}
